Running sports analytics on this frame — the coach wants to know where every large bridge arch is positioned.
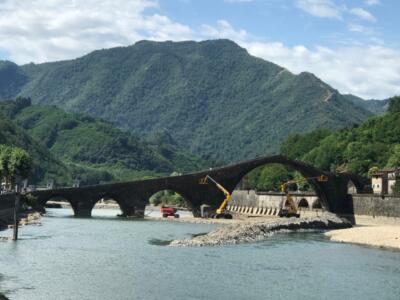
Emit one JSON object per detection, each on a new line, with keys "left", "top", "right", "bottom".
{"left": 202, "top": 155, "right": 333, "bottom": 211}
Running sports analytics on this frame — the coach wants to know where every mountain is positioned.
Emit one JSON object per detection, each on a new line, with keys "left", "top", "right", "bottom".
{"left": 280, "top": 96, "right": 400, "bottom": 177}
{"left": 0, "top": 99, "right": 205, "bottom": 185}
{"left": 343, "top": 94, "right": 388, "bottom": 115}
{"left": 0, "top": 39, "right": 384, "bottom": 163}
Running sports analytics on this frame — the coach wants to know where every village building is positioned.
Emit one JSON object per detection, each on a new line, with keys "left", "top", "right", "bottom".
{"left": 372, "top": 167, "right": 400, "bottom": 195}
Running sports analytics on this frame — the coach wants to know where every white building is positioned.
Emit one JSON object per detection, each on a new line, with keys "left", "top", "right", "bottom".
{"left": 372, "top": 167, "right": 399, "bottom": 195}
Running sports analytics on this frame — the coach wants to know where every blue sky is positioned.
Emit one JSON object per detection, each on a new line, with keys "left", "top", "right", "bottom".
{"left": 159, "top": 0, "right": 399, "bottom": 48}
{"left": 0, "top": 0, "right": 399, "bottom": 99}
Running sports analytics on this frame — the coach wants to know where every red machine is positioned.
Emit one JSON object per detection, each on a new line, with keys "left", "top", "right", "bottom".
{"left": 160, "top": 206, "right": 180, "bottom": 218}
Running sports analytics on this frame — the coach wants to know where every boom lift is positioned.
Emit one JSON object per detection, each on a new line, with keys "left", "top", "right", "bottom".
{"left": 278, "top": 175, "right": 328, "bottom": 218}
{"left": 199, "top": 175, "right": 233, "bottom": 219}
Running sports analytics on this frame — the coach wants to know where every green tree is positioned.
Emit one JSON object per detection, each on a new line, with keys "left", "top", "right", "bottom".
{"left": 149, "top": 190, "right": 186, "bottom": 207}
{"left": 0, "top": 145, "right": 12, "bottom": 188}
{"left": 0, "top": 145, "right": 32, "bottom": 189}
{"left": 253, "top": 164, "right": 291, "bottom": 191}
{"left": 386, "top": 145, "right": 400, "bottom": 167}
{"left": 368, "top": 166, "right": 379, "bottom": 178}
{"left": 388, "top": 96, "right": 400, "bottom": 114}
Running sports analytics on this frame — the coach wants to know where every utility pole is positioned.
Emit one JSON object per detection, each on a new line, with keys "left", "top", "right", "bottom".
{"left": 12, "top": 181, "right": 20, "bottom": 241}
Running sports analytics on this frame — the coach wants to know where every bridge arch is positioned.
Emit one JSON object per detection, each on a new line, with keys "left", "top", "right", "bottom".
{"left": 226, "top": 156, "right": 331, "bottom": 210}
{"left": 298, "top": 198, "right": 309, "bottom": 209}
{"left": 147, "top": 188, "right": 195, "bottom": 217}
{"left": 40, "top": 195, "right": 76, "bottom": 215}
{"left": 340, "top": 172, "right": 369, "bottom": 194}
{"left": 91, "top": 194, "right": 123, "bottom": 217}
{"left": 312, "top": 199, "right": 322, "bottom": 209}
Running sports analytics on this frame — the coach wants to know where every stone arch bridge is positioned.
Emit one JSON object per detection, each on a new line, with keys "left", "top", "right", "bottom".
{"left": 29, "top": 155, "right": 367, "bottom": 217}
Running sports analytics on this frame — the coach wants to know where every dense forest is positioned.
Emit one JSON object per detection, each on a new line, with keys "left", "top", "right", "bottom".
{"left": 0, "top": 98, "right": 206, "bottom": 185}
{"left": 0, "top": 40, "right": 386, "bottom": 163}
{"left": 246, "top": 96, "right": 400, "bottom": 191}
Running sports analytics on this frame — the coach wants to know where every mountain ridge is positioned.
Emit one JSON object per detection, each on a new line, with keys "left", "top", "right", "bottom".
{"left": 0, "top": 39, "right": 387, "bottom": 163}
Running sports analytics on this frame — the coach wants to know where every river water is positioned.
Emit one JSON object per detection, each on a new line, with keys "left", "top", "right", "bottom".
{"left": 1, "top": 208, "right": 400, "bottom": 300}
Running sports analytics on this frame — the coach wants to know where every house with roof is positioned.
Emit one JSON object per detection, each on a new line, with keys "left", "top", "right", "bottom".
{"left": 372, "top": 167, "right": 400, "bottom": 195}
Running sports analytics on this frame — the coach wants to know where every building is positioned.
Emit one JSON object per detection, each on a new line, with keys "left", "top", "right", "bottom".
{"left": 372, "top": 167, "right": 400, "bottom": 195}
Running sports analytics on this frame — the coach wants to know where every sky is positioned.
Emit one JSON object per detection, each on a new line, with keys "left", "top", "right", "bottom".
{"left": 0, "top": 0, "right": 399, "bottom": 99}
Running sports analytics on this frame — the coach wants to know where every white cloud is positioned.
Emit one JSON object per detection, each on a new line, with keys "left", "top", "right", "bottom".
{"left": 365, "top": 0, "right": 380, "bottom": 6}
{"left": 296, "top": 0, "right": 341, "bottom": 19}
{"left": 0, "top": 2, "right": 398, "bottom": 100}
{"left": 201, "top": 20, "right": 249, "bottom": 41}
{"left": 202, "top": 20, "right": 400, "bottom": 99}
{"left": 350, "top": 7, "right": 376, "bottom": 22}
{"left": 0, "top": 0, "right": 193, "bottom": 63}
{"left": 348, "top": 23, "right": 376, "bottom": 35}
{"left": 244, "top": 42, "right": 400, "bottom": 99}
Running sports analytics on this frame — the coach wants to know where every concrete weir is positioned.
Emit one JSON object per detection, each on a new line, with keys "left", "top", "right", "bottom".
{"left": 169, "top": 214, "right": 352, "bottom": 247}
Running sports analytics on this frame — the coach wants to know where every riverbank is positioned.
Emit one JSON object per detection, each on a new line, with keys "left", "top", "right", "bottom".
{"left": 325, "top": 225, "right": 400, "bottom": 250}
{"left": 0, "top": 211, "right": 41, "bottom": 241}
{"left": 170, "top": 214, "right": 351, "bottom": 246}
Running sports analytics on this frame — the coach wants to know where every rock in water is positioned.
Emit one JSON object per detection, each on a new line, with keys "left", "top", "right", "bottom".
{"left": 169, "top": 214, "right": 351, "bottom": 247}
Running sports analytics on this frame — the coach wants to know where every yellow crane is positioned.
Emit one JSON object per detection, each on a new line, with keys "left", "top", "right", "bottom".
{"left": 199, "top": 175, "right": 233, "bottom": 219}
{"left": 278, "top": 175, "right": 328, "bottom": 218}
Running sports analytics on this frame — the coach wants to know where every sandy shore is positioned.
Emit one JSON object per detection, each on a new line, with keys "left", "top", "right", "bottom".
{"left": 325, "top": 225, "right": 400, "bottom": 250}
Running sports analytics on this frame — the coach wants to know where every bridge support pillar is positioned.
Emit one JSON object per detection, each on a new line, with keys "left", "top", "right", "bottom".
{"left": 74, "top": 208, "right": 92, "bottom": 217}
{"left": 120, "top": 203, "right": 146, "bottom": 218}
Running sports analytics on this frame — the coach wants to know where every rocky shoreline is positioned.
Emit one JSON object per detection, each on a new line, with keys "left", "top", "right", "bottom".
{"left": 170, "top": 214, "right": 352, "bottom": 247}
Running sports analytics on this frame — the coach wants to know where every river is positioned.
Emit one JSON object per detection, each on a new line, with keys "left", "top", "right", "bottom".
{"left": 1, "top": 208, "right": 400, "bottom": 300}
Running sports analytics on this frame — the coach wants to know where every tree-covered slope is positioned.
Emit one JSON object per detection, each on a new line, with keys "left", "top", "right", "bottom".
{"left": 343, "top": 94, "right": 388, "bottom": 115}
{"left": 1, "top": 39, "right": 378, "bottom": 163}
{"left": 0, "top": 99, "right": 205, "bottom": 183}
{"left": 0, "top": 61, "right": 27, "bottom": 99}
{"left": 0, "top": 111, "right": 72, "bottom": 184}
{"left": 280, "top": 96, "right": 400, "bottom": 176}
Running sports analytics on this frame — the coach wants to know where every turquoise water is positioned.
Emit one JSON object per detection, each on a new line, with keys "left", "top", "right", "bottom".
{"left": 1, "top": 208, "right": 400, "bottom": 300}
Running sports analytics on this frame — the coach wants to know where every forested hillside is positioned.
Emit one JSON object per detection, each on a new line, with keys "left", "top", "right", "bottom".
{"left": 0, "top": 109, "right": 73, "bottom": 184}
{"left": 244, "top": 97, "right": 397, "bottom": 192}
{"left": 0, "top": 40, "right": 384, "bottom": 163}
{"left": 281, "top": 96, "right": 400, "bottom": 177}
{"left": 0, "top": 99, "right": 206, "bottom": 185}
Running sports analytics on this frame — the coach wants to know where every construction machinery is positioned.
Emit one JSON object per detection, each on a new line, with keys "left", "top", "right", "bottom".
{"left": 278, "top": 175, "right": 328, "bottom": 218}
{"left": 160, "top": 206, "right": 180, "bottom": 218}
{"left": 199, "top": 175, "right": 233, "bottom": 219}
